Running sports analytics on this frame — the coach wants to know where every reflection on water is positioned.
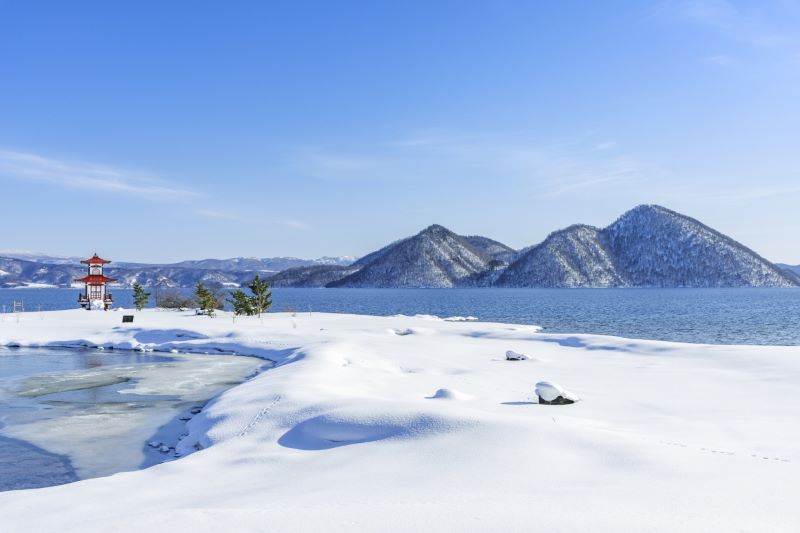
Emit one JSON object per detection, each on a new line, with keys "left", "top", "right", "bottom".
{"left": 0, "top": 347, "right": 265, "bottom": 491}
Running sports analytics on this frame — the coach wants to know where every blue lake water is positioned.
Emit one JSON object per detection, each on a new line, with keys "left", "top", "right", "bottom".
{"left": 1, "top": 287, "right": 800, "bottom": 345}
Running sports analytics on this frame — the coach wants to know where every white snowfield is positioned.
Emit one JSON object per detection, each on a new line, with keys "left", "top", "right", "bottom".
{"left": 1, "top": 309, "right": 799, "bottom": 532}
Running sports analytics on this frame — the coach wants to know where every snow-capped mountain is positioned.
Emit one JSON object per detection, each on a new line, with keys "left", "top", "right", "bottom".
{"left": 1, "top": 205, "right": 795, "bottom": 289}
{"left": 0, "top": 256, "right": 253, "bottom": 289}
{"left": 498, "top": 205, "right": 796, "bottom": 288}
{"left": 777, "top": 264, "right": 800, "bottom": 281}
{"left": 329, "top": 225, "right": 495, "bottom": 288}
{"left": 0, "top": 253, "right": 356, "bottom": 288}
{"left": 268, "top": 265, "right": 361, "bottom": 288}
{"left": 462, "top": 236, "right": 517, "bottom": 264}
{"left": 117, "top": 256, "right": 354, "bottom": 272}
{"left": 604, "top": 205, "right": 793, "bottom": 287}
{"left": 0, "top": 257, "right": 81, "bottom": 288}
{"left": 496, "top": 225, "right": 625, "bottom": 288}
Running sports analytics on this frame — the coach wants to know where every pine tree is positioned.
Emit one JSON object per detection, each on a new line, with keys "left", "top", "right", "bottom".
{"left": 132, "top": 282, "right": 150, "bottom": 311}
{"left": 247, "top": 275, "right": 273, "bottom": 318}
{"left": 194, "top": 282, "right": 217, "bottom": 317}
{"left": 227, "top": 289, "right": 254, "bottom": 316}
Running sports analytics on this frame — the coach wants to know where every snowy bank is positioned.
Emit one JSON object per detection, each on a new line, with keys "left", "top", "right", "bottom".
{"left": 1, "top": 309, "right": 799, "bottom": 532}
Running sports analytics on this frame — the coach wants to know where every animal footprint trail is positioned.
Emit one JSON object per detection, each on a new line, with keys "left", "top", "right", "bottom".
{"left": 238, "top": 395, "right": 282, "bottom": 437}
{"left": 662, "top": 441, "right": 791, "bottom": 463}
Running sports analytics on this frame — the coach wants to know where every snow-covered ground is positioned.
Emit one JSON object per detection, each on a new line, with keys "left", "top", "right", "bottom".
{"left": 0, "top": 309, "right": 799, "bottom": 532}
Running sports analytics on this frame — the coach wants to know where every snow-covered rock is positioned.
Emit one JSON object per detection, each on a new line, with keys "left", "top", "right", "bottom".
{"left": 535, "top": 381, "right": 579, "bottom": 405}
{"left": 505, "top": 350, "right": 529, "bottom": 361}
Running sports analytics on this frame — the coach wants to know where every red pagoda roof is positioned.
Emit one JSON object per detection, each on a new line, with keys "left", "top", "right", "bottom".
{"left": 75, "top": 274, "right": 117, "bottom": 284}
{"left": 81, "top": 254, "right": 111, "bottom": 265}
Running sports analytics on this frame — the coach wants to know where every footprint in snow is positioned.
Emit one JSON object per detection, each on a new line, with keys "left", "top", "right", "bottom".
{"left": 663, "top": 441, "right": 790, "bottom": 463}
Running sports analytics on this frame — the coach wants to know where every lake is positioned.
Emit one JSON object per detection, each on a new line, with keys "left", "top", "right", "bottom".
{"left": 0, "top": 346, "right": 266, "bottom": 491}
{"left": 1, "top": 287, "right": 800, "bottom": 345}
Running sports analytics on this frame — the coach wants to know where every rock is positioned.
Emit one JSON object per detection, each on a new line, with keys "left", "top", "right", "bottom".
{"left": 535, "top": 381, "right": 579, "bottom": 405}
{"left": 505, "top": 350, "right": 529, "bottom": 361}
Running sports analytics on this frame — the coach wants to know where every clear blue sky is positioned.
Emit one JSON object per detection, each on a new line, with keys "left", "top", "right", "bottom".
{"left": 1, "top": 0, "right": 798, "bottom": 263}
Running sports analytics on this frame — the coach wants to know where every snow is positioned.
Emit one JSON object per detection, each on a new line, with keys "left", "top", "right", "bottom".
{"left": 535, "top": 381, "right": 579, "bottom": 402}
{"left": 505, "top": 350, "right": 529, "bottom": 360}
{"left": 1, "top": 309, "right": 799, "bottom": 532}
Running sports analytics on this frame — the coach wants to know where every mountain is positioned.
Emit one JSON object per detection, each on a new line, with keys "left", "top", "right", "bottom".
{"left": 268, "top": 265, "right": 361, "bottom": 288}
{"left": 462, "top": 236, "right": 516, "bottom": 263}
{"left": 329, "top": 225, "right": 496, "bottom": 288}
{"left": 0, "top": 256, "right": 252, "bottom": 289}
{"left": 497, "top": 205, "right": 796, "bottom": 288}
{"left": 0, "top": 255, "right": 354, "bottom": 289}
{"left": 0, "top": 251, "right": 82, "bottom": 265}
{"left": 2, "top": 205, "right": 795, "bottom": 290}
{"left": 0, "top": 257, "right": 80, "bottom": 288}
{"left": 604, "top": 205, "right": 793, "bottom": 287}
{"left": 778, "top": 263, "right": 800, "bottom": 279}
{"left": 496, "top": 225, "right": 625, "bottom": 288}
{"left": 113, "top": 256, "right": 354, "bottom": 272}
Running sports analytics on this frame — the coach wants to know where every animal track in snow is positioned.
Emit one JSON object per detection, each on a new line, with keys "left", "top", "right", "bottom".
{"left": 662, "top": 441, "right": 790, "bottom": 462}
{"left": 238, "top": 395, "right": 282, "bottom": 437}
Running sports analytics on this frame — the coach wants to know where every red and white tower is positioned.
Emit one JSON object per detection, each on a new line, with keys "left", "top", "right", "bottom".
{"left": 76, "top": 254, "right": 116, "bottom": 310}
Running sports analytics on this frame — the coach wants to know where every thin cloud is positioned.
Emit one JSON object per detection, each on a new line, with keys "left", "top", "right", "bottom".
{"left": 0, "top": 148, "right": 199, "bottom": 201}
{"left": 286, "top": 133, "right": 648, "bottom": 198}
{"left": 195, "top": 208, "right": 244, "bottom": 221}
{"left": 279, "top": 219, "right": 309, "bottom": 230}
{"left": 710, "top": 184, "right": 800, "bottom": 201}
{"left": 658, "top": 0, "right": 800, "bottom": 52}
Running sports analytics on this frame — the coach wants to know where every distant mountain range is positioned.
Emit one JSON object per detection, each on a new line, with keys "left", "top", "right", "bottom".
{"left": 270, "top": 205, "right": 799, "bottom": 289}
{"left": 0, "top": 255, "right": 354, "bottom": 289}
{"left": 1, "top": 205, "right": 797, "bottom": 289}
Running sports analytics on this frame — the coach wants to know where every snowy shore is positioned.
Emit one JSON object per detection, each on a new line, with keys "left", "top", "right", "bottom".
{"left": 1, "top": 309, "right": 799, "bottom": 532}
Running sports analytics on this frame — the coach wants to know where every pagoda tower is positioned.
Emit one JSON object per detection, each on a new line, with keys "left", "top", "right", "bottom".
{"left": 76, "top": 254, "right": 116, "bottom": 310}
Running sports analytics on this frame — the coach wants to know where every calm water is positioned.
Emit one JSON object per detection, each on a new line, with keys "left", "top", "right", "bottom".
{"left": 2, "top": 287, "right": 800, "bottom": 345}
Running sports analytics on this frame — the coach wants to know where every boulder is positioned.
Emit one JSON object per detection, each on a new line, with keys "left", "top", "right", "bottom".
{"left": 535, "top": 381, "right": 579, "bottom": 405}
{"left": 505, "top": 350, "right": 529, "bottom": 361}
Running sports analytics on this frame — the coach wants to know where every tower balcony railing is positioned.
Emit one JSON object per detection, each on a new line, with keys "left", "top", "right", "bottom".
{"left": 78, "top": 293, "right": 113, "bottom": 303}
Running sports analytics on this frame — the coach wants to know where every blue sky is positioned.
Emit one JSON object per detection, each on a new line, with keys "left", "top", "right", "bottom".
{"left": 0, "top": 0, "right": 798, "bottom": 263}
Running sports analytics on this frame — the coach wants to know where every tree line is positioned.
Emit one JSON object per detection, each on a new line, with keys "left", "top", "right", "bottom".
{"left": 130, "top": 274, "right": 272, "bottom": 317}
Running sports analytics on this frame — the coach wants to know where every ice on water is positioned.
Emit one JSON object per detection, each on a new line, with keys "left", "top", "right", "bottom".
{"left": 0, "top": 349, "right": 264, "bottom": 481}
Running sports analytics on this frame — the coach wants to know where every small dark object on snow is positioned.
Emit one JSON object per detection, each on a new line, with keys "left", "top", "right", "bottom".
{"left": 505, "top": 350, "right": 528, "bottom": 361}
{"left": 122, "top": 315, "right": 134, "bottom": 323}
{"left": 537, "top": 395, "right": 575, "bottom": 405}
{"left": 535, "top": 381, "right": 579, "bottom": 405}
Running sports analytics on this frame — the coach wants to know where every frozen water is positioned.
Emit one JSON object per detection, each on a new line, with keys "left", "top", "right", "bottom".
{"left": 0, "top": 347, "right": 265, "bottom": 490}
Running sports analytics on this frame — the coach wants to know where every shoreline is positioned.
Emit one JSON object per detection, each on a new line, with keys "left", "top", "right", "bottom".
{"left": 2, "top": 288, "right": 800, "bottom": 347}
{"left": 0, "top": 310, "right": 798, "bottom": 532}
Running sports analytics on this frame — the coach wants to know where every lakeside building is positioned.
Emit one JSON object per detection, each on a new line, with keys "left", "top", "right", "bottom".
{"left": 76, "top": 254, "right": 115, "bottom": 310}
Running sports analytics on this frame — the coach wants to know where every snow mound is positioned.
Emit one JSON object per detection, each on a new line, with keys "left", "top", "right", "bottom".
{"left": 277, "top": 409, "right": 465, "bottom": 450}
{"left": 505, "top": 350, "right": 529, "bottom": 361}
{"left": 426, "top": 388, "right": 472, "bottom": 400}
{"left": 405, "top": 314, "right": 478, "bottom": 322}
{"left": 392, "top": 328, "right": 414, "bottom": 336}
{"left": 535, "top": 381, "right": 580, "bottom": 404}
{"left": 443, "top": 316, "right": 478, "bottom": 322}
